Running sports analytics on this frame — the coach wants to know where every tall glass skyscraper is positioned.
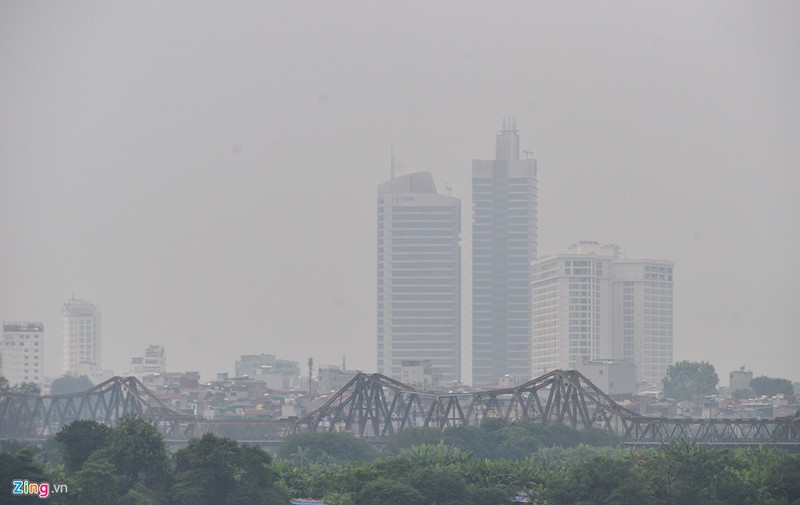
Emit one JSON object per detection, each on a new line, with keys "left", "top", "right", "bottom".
{"left": 378, "top": 172, "right": 461, "bottom": 383}
{"left": 472, "top": 121, "right": 537, "bottom": 386}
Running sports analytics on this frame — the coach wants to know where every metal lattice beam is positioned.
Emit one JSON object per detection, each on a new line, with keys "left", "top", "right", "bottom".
{"left": 2, "top": 371, "right": 798, "bottom": 446}
{"left": 291, "top": 370, "right": 800, "bottom": 446}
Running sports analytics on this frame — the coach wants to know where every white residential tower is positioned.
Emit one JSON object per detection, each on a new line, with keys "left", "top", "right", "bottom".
{"left": 532, "top": 241, "right": 674, "bottom": 387}
{"left": 62, "top": 298, "right": 102, "bottom": 375}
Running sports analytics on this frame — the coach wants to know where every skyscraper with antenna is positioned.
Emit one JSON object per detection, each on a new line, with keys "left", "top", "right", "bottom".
{"left": 471, "top": 119, "right": 537, "bottom": 386}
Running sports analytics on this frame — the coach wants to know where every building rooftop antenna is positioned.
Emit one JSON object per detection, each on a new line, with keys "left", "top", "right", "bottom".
{"left": 390, "top": 144, "right": 396, "bottom": 193}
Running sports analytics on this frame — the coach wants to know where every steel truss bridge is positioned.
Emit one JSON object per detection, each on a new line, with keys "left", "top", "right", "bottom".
{"left": 1, "top": 371, "right": 798, "bottom": 447}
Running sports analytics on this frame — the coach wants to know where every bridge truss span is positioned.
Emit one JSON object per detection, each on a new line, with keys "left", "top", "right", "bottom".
{"left": 293, "top": 370, "right": 800, "bottom": 446}
{"left": 1, "top": 370, "right": 798, "bottom": 446}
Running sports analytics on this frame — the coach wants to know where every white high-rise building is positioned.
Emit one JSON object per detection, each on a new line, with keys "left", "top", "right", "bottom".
{"left": 532, "top": 241, "right": 674, "bottom": 387}
{"left": 611, "top": 258, "right": 674, "bottom": 387}
{"left": 472, "top": 120, "right": 537, "bottom": 386}
{"left": 532, "top": 243, "right": 617, "bottom": 373}
{"left": 62, "top": 298, "right": 102, "bottom": 374}
{"left": 378, "top": 172, "right": 461, "bottom": 383}
{"left": 2, "top": 321, "right": 45, "bottom": 389}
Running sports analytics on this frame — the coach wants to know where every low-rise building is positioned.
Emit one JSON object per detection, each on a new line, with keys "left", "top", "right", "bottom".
{"left": 129, "top": 344, "right": 167, "bottom": 377}
{"left": 576, "top": 358, "right": 635, "bottom": 396}
{"left": 729, "top": 366, "right": 753, "bottom": 393}
{"left": 400, "top": 360, "right": 439, "bottom": 389}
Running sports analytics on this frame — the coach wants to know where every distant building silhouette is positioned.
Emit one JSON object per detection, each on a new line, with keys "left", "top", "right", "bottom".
{"left": 234, "top": 353, "right": 300, "bottom": 390}
{"left": 472, "top": 120, "right": 537, "bottom": 386}
{"left": 532, "top": 241, "right": 674, "bottom": 387}
{"left": 62, "top": 298, "right": 102, "bottom": 375}
{"left": 128, "top": 344, "right": 167, "bottom": 377}
{"left": 377, "top": 171, "right": 461, "bottom": 383}
{"left": 2, "top": 321, "right": 44, "bottom": 389}
{"left": 729, "top": 366, "right": 753, "bottom": 392}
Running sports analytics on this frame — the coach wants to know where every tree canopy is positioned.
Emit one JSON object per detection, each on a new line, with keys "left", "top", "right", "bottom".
{"left": 173, "top": 433, "right": 287, "bottom": 505}
{"left": 662, "top": 360, "right": 719, "bottom": 400}
{"left": 54, "top": 419, "right": 112, "bottom": 471}
{"left": 50, "top": 374, "right": 94, "bottom": 395}
{"left": 750, "top": 376, "right": 794, "bottom": 397}
{"left": 278, "top": 431, "right": 377, "bottom": 465}
{"left": 4, "top": 418, "right": 800, "bottom": 505}
{"left": 0, "top": 376, "right": 42, "bottom": 394}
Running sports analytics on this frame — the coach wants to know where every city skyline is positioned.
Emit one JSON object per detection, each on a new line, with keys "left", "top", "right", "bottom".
{"left": 1, "top": 2, "right": 798, "bottom": 384}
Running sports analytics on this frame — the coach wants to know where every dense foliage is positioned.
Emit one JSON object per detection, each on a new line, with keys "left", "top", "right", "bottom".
{"left": 0, "top": 375, "right": 42, "bottom": 394}
{"left": 3, "top": 419, "right": 800, "bottom": 504}
{"left": 49, "top": 374, "right": 95, "bottom": 395}
{"left": 271, "top": 440, "right": 800, "bottom": 505}
{"left": 2, "top": 417, "right": 286, "bottom": 504}
{"left": 278, "top": 431, "right": 377, "bottom": 465}
{"left": 662, "top": 360, "right": 719, "bottom": 400}
{"left": 275, "top": 418, "right": 620, "bottom": 467}
{"left": 750, "top": 375, "right": 795, "bottom": 397}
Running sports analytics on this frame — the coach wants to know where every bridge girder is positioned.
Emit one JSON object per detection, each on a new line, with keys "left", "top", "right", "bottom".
{"left": 1, "top": 371, "right": 798, "bottom": 446}
{"left": 292, "top": 370, "right": 800, "bottom": 445}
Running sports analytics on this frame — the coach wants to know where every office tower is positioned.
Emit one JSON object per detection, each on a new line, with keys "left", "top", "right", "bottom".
{"left": 472, "top": 120, "right": 537, "bottom": 386}
{"left": 532, "top": 241, "right": 674, "bottom": 387}
{"left": 62, "top": 298, "right": 102, "bottom": 374}
{"left": 378, "top": 172, "right": 461, "bottom": 383}
{"left": 2, "top": 321, "right": 44, "bottom": 389}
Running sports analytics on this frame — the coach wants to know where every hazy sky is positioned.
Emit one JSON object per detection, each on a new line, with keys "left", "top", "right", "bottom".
{"left": 1, "top": 1, "right": 798, "bottom": 385}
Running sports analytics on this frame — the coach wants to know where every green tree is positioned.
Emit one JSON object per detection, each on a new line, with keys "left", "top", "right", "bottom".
{"left": 55, "top": 419, "right": 112, "bottom": 472}
{"left": 397, "top": 443, "right": 474, "bottom": 467}
{"left": 750, "top": 376, "right": 794, "bottom": 397}
{"left": 173, "top": 432, "right": 287, "bottom": 505}
{"left": 173, "top": 433, "right": 239, "bottom": 505}
{"left": 662, "top": 360, "right": 719, "bottom": 400}
{"left": 495, "top": 426, "right": 540, "bottom": 460}
{"left": 50, "top": 374, "right": 94, "bottom": 395}
{"left": 120, "top": 482, "right": 166, "bottom": 505}
{"left": 387, "top": 426, "right": 444, "bottom": 452}
{"left": 545, "top": 456, "right": 649, "bottom": 505}
{"left": 11, "top": 381, "right": 42, "bottom": 394}
{"left": 278, "top": 432, "right": 376, "bottom": 464}
{"left": 0, "top": 449, "right": 52, "bottom": 504}
{"left": 323, "top": 491, "right": 354, "bottom": 505}
{"left": 107, "top": 416, "right": 169, "bottom": 489}
{"left": 73, "top": 452, "right": 122, "bottom": 505}
{"left": 411, "top": 466, "right": 469, "bottom": 505}
{"left": 443, "top": 424, "right": 499, "bottom": 459}
{"left": 358, "top": 478, "right": 425, "bottom": 505}
{"left": 0, "top": 377, "right": 41, "bottom": 394}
